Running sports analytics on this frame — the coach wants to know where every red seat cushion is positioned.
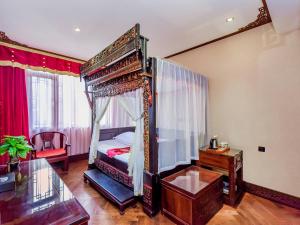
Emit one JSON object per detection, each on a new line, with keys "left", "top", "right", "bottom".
{"left": 36, "top": 148, "right": 66, "bottom": 158}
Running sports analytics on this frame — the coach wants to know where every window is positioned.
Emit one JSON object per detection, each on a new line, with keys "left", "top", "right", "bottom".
{"left": 26, "top": 69, "right": 90, "bottom": 133}
{"left": 31, "top": 76, "right": 54, "bottom": 129}
{"left": 26, "top": 69, "right": 91, "bottom": 156}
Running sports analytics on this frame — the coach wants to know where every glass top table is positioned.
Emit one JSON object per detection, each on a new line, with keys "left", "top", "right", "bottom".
{"left": 161, "top": 166, "right": 222, "bottom": 197}
{"left": 0, "top": 158, "right": 89, "bottom": 225}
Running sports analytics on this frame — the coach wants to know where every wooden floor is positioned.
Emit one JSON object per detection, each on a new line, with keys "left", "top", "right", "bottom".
{"left": 56, "top": 160, "right": 300, "bottom": 225}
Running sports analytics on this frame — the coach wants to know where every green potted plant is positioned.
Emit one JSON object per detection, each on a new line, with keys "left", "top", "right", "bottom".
{"left": 0, "top": 136, "right": 32, "bottom": 171}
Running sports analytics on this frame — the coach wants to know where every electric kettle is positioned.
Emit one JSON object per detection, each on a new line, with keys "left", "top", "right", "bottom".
{"left": 209, "top": 135, "right": 218, "bottom": 149}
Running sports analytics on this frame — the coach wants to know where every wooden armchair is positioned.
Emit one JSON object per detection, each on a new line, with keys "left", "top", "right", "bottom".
{"left": 30, "top": 132, "right": 70, "bottom": 171}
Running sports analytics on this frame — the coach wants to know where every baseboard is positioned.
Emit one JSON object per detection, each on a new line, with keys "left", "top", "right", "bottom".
{"left": 69, "top": 153, "right": 89, "bottom": 162}
{"left": 244, "top": 181, "right": 300, "bottom": 210}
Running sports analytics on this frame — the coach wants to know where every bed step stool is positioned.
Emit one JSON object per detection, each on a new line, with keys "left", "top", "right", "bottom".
{"left": 83, "top": 169, "right": 136, "bottom": 214}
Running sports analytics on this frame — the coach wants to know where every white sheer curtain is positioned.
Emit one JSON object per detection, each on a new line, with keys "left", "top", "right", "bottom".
{"left": 100, "top": 96, "right": 135, "bottom": 128}
{"left": 57, "top": 75, "right": 91, "bottom": 156}
{"left": 89, "top": 97, "right": 111, "bottom": 164}
{"left": 117, "top": 88, "right": 144, "bottom": 196}
{"left": 26, "top": 69, "right": 91, "bottom": 156}
{"left": 156, "top": 58, "right": 208, "bottom": 173}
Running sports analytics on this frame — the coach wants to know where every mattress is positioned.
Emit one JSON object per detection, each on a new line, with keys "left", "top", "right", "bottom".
{"left": 97, "top": 139, "right": 130, "bottom": 164}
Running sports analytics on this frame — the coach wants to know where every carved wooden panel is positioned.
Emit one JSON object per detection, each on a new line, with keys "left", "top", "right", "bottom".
{"left": 81, "top": 24, "right": 140, "bottom": 76}
{"left": 92, "top": 72, "right": 144, "bottom": 97}
{"left": 143, "top": 78, "right": 151, "bottom": 172}
{"left": 85, "top": 53, "right": 142, "bottom": 86}
{"left": 95, "top": 158, "right": 133, "bottom": 188}
{"left": 143, "top": 184, "right": 153, "bottom": 207}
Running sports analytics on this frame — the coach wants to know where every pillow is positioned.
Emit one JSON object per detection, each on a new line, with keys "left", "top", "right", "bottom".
{"left": 113, "top": 132, "right": 135, "bottom": 146}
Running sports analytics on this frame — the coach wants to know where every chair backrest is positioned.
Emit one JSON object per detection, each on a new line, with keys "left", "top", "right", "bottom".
{"left": 30, "top": 132, "right": 67, "bottom": 151}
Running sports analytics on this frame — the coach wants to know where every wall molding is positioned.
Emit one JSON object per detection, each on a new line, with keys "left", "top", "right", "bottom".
{"left": 244, "top": 182, "right": 300, "bottom": 210}
{"left": 166, "top": 0, "right": 272, "bottom": 58}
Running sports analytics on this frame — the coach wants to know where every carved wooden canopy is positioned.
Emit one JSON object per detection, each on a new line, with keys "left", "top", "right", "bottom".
{"left": 80, "top": 23, "right": 150, "bottom": 97}
{"left": 80, "top": 24, "right": 152, "bottom": 171}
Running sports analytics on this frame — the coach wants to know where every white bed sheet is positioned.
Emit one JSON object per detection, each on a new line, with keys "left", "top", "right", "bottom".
{"left": 97, "top": 139, "right": 130, "bottom": 164}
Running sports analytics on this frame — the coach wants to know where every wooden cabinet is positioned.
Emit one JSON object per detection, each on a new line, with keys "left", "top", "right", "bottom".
{"left": 196, "top": 148, "right": 243, "bottom": 206}
{"left": 161, "top": 166, "right": 223, "bottom": 225}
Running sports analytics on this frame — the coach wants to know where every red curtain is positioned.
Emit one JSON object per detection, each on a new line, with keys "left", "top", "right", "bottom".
{"left": 0, "top": 43, "right": 83, "bottom": 76}
{"left": 0, "top": 66, "right": 29, "bottom": 164}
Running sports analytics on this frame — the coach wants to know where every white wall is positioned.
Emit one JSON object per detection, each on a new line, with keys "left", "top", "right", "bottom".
{"left": 170, "top": 23, "right": 300, "bottom": 197}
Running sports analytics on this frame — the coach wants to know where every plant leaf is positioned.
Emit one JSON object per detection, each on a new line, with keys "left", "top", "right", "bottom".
{"left": 8, "top": 146, "right": 17, "bottom": 158}
{"left": 16, "top": 144, "right": 31, "bottom": 151}
{"left": 18, "top": 150, "right": 28, "bottom": 159}
{"left": 6, "top": 138, "right": 17, "bottom": 147}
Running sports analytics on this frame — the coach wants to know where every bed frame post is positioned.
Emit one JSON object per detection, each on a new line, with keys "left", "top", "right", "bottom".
{"left": 143, "top": 57, "right": 160, "bottom": 216}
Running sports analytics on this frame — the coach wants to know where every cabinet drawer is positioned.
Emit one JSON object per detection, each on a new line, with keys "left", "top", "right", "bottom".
{"left": 198, "top": 152, "right": 230, "bottom": 170}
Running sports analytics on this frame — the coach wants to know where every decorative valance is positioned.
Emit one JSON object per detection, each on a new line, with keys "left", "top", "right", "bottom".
{"left": 0, "top": 41, "right": 85, "bottom": 76}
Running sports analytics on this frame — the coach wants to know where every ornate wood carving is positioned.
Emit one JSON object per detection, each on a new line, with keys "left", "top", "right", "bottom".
{"left": 238, "top": 6, "right": 271, "bottom": 32}
{"left": 143, "top": 184, "right": 153, "bottom": 207}
{"left": 95, "top": 158, "right": 133, "bottom": 188}
{"left": 85, "top": 53, "right": 142, "bottom": 85}
{"left": 92, "top": 72, "right": 144, "bottom": 97}
{"left": 143, "top": 78, "right": 151, "bottom": 172}
{"left": 0, "top": 31, "right": 28, "bottom": 47}
{"left": 81, "top": 24, "right": 140, "bottom": 76}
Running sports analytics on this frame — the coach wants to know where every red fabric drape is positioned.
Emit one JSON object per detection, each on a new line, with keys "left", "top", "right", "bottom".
{"left": 0, "top": 43, "right": 83, "bottom": 76}
{"left": 0, "top": 66, "right": 29, "bottom": 164}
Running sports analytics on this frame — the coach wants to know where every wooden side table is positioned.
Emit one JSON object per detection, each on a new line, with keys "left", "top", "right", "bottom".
{"left": 196, "top": 147, "right": 243, "bottom": 206}
{"left": 161, "top": 166, "right": 223, "bottom": 225}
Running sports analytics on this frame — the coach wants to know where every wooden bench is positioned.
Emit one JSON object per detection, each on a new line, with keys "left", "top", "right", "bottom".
{"left": 161, "top": 166, "right": 223, "bottom": 225}
{"left": 83, "top": 169, "right": 136, "bottom": 214}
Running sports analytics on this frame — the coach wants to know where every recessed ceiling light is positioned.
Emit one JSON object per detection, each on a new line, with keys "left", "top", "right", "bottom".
{"left": 74, "top": 27, "right": 80, "bottom": 32}
{"left": 226, "top": 17, "right": 234, "bottom": 22}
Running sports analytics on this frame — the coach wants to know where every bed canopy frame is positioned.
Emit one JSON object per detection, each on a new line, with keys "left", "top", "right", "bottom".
{"left": 81, "top": 24, "right": 161, "bottom": 215}
{"left": 81, "top": 23, "right": 208, "bottom": 216}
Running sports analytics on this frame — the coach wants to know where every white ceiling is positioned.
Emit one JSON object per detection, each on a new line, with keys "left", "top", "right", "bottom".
{"left": 266, "top": 0, "right": 300, "bottom": 34}
{"left": 0, "top": 0, "right": 283, "bottom": 60}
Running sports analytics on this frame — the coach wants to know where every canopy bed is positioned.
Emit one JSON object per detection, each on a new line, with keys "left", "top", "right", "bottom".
{"left": 80, "top": 24, "right": 208, "bottom": 216}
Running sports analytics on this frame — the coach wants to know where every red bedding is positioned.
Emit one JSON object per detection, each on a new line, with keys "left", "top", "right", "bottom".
{"left": 106, "top": 147, "right": 130, "bottom": 158}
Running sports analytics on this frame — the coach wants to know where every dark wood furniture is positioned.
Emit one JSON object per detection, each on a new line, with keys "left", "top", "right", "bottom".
{"left": 84, "top": 169, "right": 136, "bottom": 215}
{"left": 196, "top": 147, "right": 243, "bottom": 206}
{"left": 0, "top": 158, "right": 89, "bottom": 225}
{"left": 161, "top": 166, "right": 223, "bottom": 225}
{"left": 30, "top": 131, "right": 70, "bottom": 171}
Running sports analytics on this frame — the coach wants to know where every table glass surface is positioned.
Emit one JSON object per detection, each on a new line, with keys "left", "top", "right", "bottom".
{"left": 0, "top": 158, "right": 89, "bottom": 225}
{"left": 162, "top": 166, "right": 222, "bottom": 196}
